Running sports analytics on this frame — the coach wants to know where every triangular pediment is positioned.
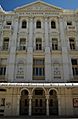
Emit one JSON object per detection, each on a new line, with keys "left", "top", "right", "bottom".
{"left": 14, "top": 1, "right": 62, "bottom": 13}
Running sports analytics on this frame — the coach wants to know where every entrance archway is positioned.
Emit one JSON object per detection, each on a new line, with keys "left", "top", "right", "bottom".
{"left": 20, "top": 89, "right": 29, "bottom": 115}
{"left": 49, "top": 90, "right": 58, "bottom": 115}
{"left": 32, "top": 88, "right": 46, "bottom": 115}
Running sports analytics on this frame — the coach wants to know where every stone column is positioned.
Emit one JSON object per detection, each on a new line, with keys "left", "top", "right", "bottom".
{"left": 46, "top": 95, "right": 49, "bottom": 116}
{"left": 16, "top": 95, "right": 20, "bottom": 116}
{"left": 29, "top": 95, "right": 32, "bottom": 116}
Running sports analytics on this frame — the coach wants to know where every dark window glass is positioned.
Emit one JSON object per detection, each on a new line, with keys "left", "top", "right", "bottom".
{"left": 49, "top": 90, "right": 53, "bottom": 95}
{"left": 67, "top": 22, "right": 72, "bottom": 25}
{"left": 51, "top": 21, "right": 56, "bottom": 28}
{"left": 35, "top": 99, "right": 38, "bottom": 107}
{"left": 71, "top": 59, "right": 77, "bottom": 65}
{"left": 24, "top": 99, "right": 28, "bottom": 106}
{"left": 22, "top": 21, "right": 27, "bottom": 28}
{"left": 0, "top": 67, "right": 6, "bottom": 75}
{"left": 35, "top": 90, "right": 43, "bottom": 95}
{"left": 36, "top": 21, "right": 41, "bottom": 28}
{"left": 40, "top": 99, "right": 42, "bottom": 107}
{"left": 49, "top": 99, "right": 53, "bottom": 106}
{"left": 6, "top": 21, "right": 11, "bottom": 25}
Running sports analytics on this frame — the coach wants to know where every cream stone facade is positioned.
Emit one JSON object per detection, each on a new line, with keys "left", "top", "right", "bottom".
{"left": 0, "top": 0, "right": 78, "bottom": 117}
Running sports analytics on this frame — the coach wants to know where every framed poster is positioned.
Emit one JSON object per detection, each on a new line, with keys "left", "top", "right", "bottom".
{"left": 73, "top": 98, "right": 78, "bottom": 108}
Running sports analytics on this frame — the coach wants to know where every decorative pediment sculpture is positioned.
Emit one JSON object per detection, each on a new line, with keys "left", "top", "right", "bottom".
{"left": 14, "top": 1, "right": 62, "bottom": 13}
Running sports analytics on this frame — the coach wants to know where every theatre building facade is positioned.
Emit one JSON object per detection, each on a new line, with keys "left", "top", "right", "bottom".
{"left": 0, "top": 0, "right": 78, "bottom": 117}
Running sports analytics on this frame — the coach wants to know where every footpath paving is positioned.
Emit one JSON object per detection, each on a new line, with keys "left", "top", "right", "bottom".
{"left": 0, "top": 116, "right": 78, "bottom": 119}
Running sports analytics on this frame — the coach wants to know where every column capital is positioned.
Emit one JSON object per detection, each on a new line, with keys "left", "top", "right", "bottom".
{"left": 28, "top": 95, "right": 32, "bottom": 99}
{"left": 45, "top": 95, "right": 49, "bottom": 99}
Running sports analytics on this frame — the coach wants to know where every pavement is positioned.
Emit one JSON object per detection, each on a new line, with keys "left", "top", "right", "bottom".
{"left": 0, "top": 116, "right": 78, "bottom": 119}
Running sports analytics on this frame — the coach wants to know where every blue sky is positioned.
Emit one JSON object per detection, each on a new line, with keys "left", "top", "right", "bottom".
{"left": 0, "top": 0, "right": 78, "bottom": 11}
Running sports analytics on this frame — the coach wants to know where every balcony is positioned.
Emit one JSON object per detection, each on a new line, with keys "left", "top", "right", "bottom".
{"left": 16, "top": 46, "right": 27, "bottom": 55}
{"left": 50, "top": 47, "right": 62, "bottom": 55}
{"left": 67, "top": 26, "right": 76, "bottom": 31}
{"left": 68, "top": 47, "right": 78, "bottom": 55}
{"left": 0, "top": 75, "right": 7, "bottom": 82}
{"left": 2, "top": 25, "right": 13, "bottom": 32}
{"left": 17, "top": 46, "right": 27, "bottom": 51}
{"left": 33, "top": 76, "right": 45, "bottom": 80}
{"left": 0, "top": 46, "right": 9, "bottom": 55}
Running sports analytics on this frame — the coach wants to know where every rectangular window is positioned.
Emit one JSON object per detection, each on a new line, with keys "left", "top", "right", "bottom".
{"left": 71, "top": 59, "right": 78, "bottom": 76}
{"left": 36, "top": 39, "right": 42, "bottom": 50}
{"left": 3, "top": 38, "right": 9, "bottom": 50}
{"left": 52, "top": 38, "right": 58, "bottom": 50}
{"left": 6, "top": 21, "right": 11, "bottom": 25}
{"left": 19, "top": 38, "right": 26, "bottom": 50}
{"left": 69, "top": 38, "right": 75, "bottom": 50}
{"left": 0, "top": 67, "right": 6, "bottom": 76}
{"left": 33, "top": 58, "right": 45, "bottom": 80}
{"left": 67, "top": 21, "right": 72, "bottom": 25}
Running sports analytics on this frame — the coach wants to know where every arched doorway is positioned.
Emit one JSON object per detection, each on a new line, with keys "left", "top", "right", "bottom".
{"left": 32, "top": 88, "right": 46, "bottom": 115}
{"left": 49, "top": 90, "right": 58, "bottom": 115}
{"left": 20, "top": 89, "right": 29, "bottom": 115}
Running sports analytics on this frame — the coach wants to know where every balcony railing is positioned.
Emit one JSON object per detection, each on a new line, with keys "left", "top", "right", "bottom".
{"left": 67, "top": 26, "right": 76, "bottom": 31}
{"left": 3, "top": 25, "right": 13, "bottom": 31}
{"left": 0, "top": 75, "right": 7, "bottom": 82}
{"left": 0, "top": 46, "right": 9, "bottom": 52}
{"left": 17, "top": 46, "right": 27, "bottom": 51}
{"left": 50, "top": 47, "right": 62, "bottom": 52}
{"left": 68, "top": 46, "right": 78, "bottom": 51}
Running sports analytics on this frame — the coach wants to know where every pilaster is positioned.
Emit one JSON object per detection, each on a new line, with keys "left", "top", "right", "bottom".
{"left": 44, "top": 17, "right": 52, "bottom": 82}
{"left": 8, "top": 18, "right": 18, "bottom": 82}
{"left": 26, "top": 17, "right": 33, "bottom": 82}
{"left": 59, "top": 17, "right": 70, "bottom": 82}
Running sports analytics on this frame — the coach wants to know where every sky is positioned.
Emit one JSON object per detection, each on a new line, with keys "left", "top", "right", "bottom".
{"left": 0, "top": 0, "right": 78, "bottom": 11}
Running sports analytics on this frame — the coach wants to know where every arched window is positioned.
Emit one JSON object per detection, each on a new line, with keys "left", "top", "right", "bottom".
{"left": 51, "top": 21, "right": 56, "bottom": 29}
{"left": 22, "top": 20, "right": 27, "bottom": 28}
{"left": 36, "top": 20, "right": 41, "bottom": 28}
